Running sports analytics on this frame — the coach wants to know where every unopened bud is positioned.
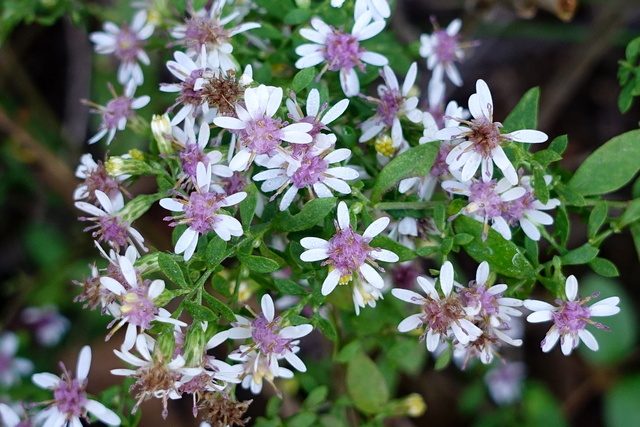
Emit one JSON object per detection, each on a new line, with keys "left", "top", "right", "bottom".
{"left": 120, "top": 194, "right": 162, "bottom": 222}
{"left": 151, "top": 114, "right": 174, "bottom": 155}
{"left": 105, "top": 155, "right": 154, "bottom": 177}
{"left": 183, "top": 322, "right": 208, "bottom": 367}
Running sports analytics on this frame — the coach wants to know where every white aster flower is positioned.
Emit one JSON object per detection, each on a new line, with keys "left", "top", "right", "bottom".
{"left": 359, "top": 62, "right": 423, "bottom": 147}
{"left": 524, "top": 275, "right": 620, "bottom": 356}
{"left": 89, "top": 10, "right": 154, "bottom": 86}
{"left": 355, "top": 0, "right": 391, "bottom": 20}
{"left": 435, "top": 79, "right": 548, "bottom": 184}
{"left": 300, "top": 201, "right": 399, "bottom": 298}
{"left": 295, "top": 12, "right": 388, "bottom": 97}
{"left": 160, "top": 163, "right": 247, "bottom": 261}
{"left": 419, "top": 18, "right": 466, "bottom": 87}
{"left": 0, "top": 332, "right": 33, "bottom": 387}
{"left": 32, "top": 346, "right": 121, "bottom": 426}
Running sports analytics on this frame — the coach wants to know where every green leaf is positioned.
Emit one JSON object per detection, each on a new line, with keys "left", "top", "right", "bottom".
{"left": 548, "top": 134, "right": 568, "bottom": 156}
{"left": 284, "top": 8, "right": 312, "bottom": 25}
{"left": 532, "top": 167, "right": 550, "bottom": 205}
{"left": 371, "top": 143, "right": 439, "bottom": 203}
{"left": 453, "top": 216, "right": 535, "bottom": 279}
{"left": 183, "top": 300, "right": 217, "bottom": 321}
{"left": 239, "top": 183, "right": 258, "bottom": 229}
{"left": 346, "top": 353, "right": 389, "bottom": 414}
{"left": 523, "top": 382, "right": 567, "bottom": 427}
{"left": 238, "top": 254, "right": 280, "bottom": 273}
{"left": 554, "top": 205, "right": 570, "bottom": 247}
{"left": 274, "top": 278, "right": 308, "bottom": 297}
{"left": 453, "top": 233, "right": 474, "bottom": 245}
{"left": 617, "top": 198, "right": 640, "bottom": 228}
{"left": 502, "top": 87, "right": 540, "bottom": 132}
{"left": 560, "top": 243, "right": 599, "bottom": 265}
{"left": 336, "top": 341, "right": 362, "bottom": 363}
{"left": 205, "top": 236, "right": 227, "bottom": 268}
{"left": 569, "top": 129, "right": 640, "bottom": 196}
{"left": 303, "top": 385, "right": 328, "bottom": 410}
{"left": 532, "top": 149, "right": 563, "bottom": 167}
{"left": 434, "top": 346, "right": 451, "bottom": 370}
{"left": 619, "top": 82, "right": 634, "bottom": 113}
{"left": 588, "top": 257, "right": 619, "bottom": 277}
{"left": 632, "top": 223, "right": 640, "bottom": 263}
{"left": 202, "top": 293, "right": 236, "bottom": 323}
{"left": 291, "top": 66, "right": 316, "bottom": 93}
{"left": 314, "top": 316, "right": 337, "bottom": 342}
{"left": 625, "top": 37, "right": 640, "bottom": 63}
{"left": 369, "top": 235, "right": 416, "bottom": 262}
{"left": 605, "top": 375, "right": 640, "bottom": 427}
{"left": 158, "top": 253, "right": 188, "bottom": 289}
{"left": 271, "top": 197, "right": 337, "bottom": 232}
{"left": 554, "top": 182, "right": 585, "bottom": 206}
{"left": 415, "top": 245, "right": 440, "bottom": 257}
{"left": 440, "top": 237, "right": 453, "bottom": 255}
{"left": 588, "top": 202, "right": 608, "bottom": 238}
{"left": 286, "top": 413, "right": 317, "bottom": 427}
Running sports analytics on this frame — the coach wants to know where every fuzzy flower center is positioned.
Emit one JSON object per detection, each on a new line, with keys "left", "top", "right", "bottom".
{"left": 115, "top": 25, "right": 143, "bottom": 62}
{"left": 501, "top": 191, "right": 535, "bottom": 225}
{"left": 81, "top": 215, "right": 131, "bottom": 250}
{"left": 251, "top": 315, "right": 290, "bottom": 355}
{"left": 430, "top": 144, "right": 453, "bottom": 177}
{"left": 83, "top": 161, "right": 121, "bottom": 202}
{"left": 467, "top": 117, "right": 503, "bottom": 157}
{"left": 433, "top": 29, "right": 460, "bottom": 63}
{"left": 420, "top": 295, "right": 467, "bottom": 336}
{"left": 460, "top": 285, "right": 500, "bottom": 317}
{"left": 241, "top": 116, "right": 284, "bottom": 155}
{"left": 183, "top": 16, "right": 229, "bottom": 51}
{"left": 468, "top": 180, "right": 503, "bottom": 218}
{"left": 183, "top": 192, "right": 227, "bottom": 233}
{"left": 552, "top": 300, "right": 591, "bottom": 334}
{"left": 326, "top": 227, "right": 372, "bottom": 277}
{"left": 323, "top": 30, "right": 364, "bottom": 71}
{"left": 180, "top": 68, "right": 208, "bottom": 107}
{"left": 291, "top": 153, "right": 328, "bottom": 188}
{"left": 103, "top": 96, "right": 135, "bottom": 129}
{"left": 53, "top": 369, "right": 88, "bottom": 418}
{"left": 120, "top": 285, "right": 157, "bottom": 329}
{"left": 377, "top": 87, "right": 403, "bottom": 127}
{"left": 200, "top": 70, "right": 244, "bottom": 116}
{"left": 179, "top": 143, "right": 209, "bottom": 178}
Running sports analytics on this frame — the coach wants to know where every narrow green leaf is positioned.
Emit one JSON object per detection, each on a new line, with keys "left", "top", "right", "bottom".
{"left": 239, "top": 183, "right": 258, "bottom": 229}
{"left": 440, "top": 237, "right": 453, "bottom": 255}
{"left": 532, "top": 149, "right": 563, "bottom": 166}
{"left": 415, "top": 245, "right": 440, "bottom": 257}
{"left": 238, "top": 253, "right": 280, "bottom": 273}
{"left": 291, "top": 66, "right": 316, "bottom": 92}
{"left": 271, "top": 197, "right": 337, "bottom": 232}
{"left": 561, "top": 243, "right": 599, "bottom": 265}
{"left": 346, "top": 353, "right": 390, "bottom": 414}
{"left": 569, "top": 129, "right": 640, "bottom": 196}
{"left": 303, "top": 386, "right": 328, "bottom": 410}
{"left": 211, "top": 273, "right": 231, "bottom": 298}
{"left": 588, "top": 257, "right": 619, "bottom": 277}
{"left": 588, "top": 202, "right": 608, "bottom": 238}
{"left": 532, "top": 167, "right": 550, "bottom": 205}
{"left": 434, "top": 346, "right": 451, "bottom": 370}
{"left": 453, "top": 233, "right": 474, "bottom": 245}
{"left": 554, "top": 182, "right": 585, "bottom": 206}
{"left": 619, "top": 82, "right": 635, "bottom": 113}
{"left": 284, "top": 8, "right": 312, "bottom": 25}
{"left": 502, "top": 86, "right": 540, "bottom": 132}
{"left": 274, "top": 278, "right": 308, "bottom": 297}
{"left": 158, "top": 253, "right": 188, "bottom": 288}
{"left": 315, "top": 316, "right": 337, "bottom": 342}
{"left": 202, "top": 293, "right": 236, "bottom": 323}
{"left": 183, "top": 300, "right": 217, "bottom": 321}
{"left": 205, "top": 236, "right": 227, "bottom": 268}
{"left": 632, "top": 223, "right": 640, "bottom": 263}
{"left": 606, "top": 375, "right": 640, "bottom": 427}
{"left": 617, "top": 198, "right": 640, "bottom": 228}
{"left": 554, "top": 205, "right": 570, "bottom": 247}
{"left": 371, "top": 143, "right": 439, "bottom": 203}
{"left": 453, "top": 216, "right": 535, "bottom": 279}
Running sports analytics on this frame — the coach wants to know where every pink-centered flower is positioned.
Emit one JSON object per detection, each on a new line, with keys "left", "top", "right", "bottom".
{"left": 74, "top": 153, "right": 126, "bottom": 206}
{"left": 392, "top": 261, "right": 483, "bottom": 352}
{"left": 160, "top": 163, "right": 247, "bottom": 261}
{"left": 295, "top": 12, "right": 388, "bottom": 97}
{"left": 220, "top": 294, "right": 312, "bottom": 394}
{"left": 524, "top": 275, "right": 620, "bottom": 356}
{"left": 90, "top": 10, "right": 154, "bottom": 86}
{"left": 0, "top": 332, "right": 33, "bottom": 388}
{"left": 300, "top": 201, "right": 399, "bottom": 297}
{"left": 99, "top": 254, "right": 187, "bottom": 350}
{"left": 170, "top": 0, "right": 260, "bottom": 70}
{"left": 435, "top": 79, "right": 548, "bottom": 184}
{"left": 419, "top": 18, "right": 466, "bottom": 87}
{"left": 174, "top": 121, "right": 232, "bottom": 184}
{"left": 359, "top": 63, "right": 422, "bottom": 147}
{"left": 214, "top": 85, "right": 314, "bottom": 171}
{"left": 84, "top": 80, "right": 150, "bottom": 145}
{"left": 32, "top": 346, "right": 120, "bottom": 426}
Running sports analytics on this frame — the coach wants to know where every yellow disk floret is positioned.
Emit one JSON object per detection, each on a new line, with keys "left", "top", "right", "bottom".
{"left": 374, "top": 134, "right": 395, "bottom": 157}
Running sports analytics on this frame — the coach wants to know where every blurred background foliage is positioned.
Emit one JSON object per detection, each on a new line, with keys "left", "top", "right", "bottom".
{"left": 2, "top": 0, "right": 640, "bottom": 426}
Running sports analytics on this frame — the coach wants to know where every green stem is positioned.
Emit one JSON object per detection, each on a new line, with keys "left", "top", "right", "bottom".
{"left": 374, "top": 201, "right": 443, "bottom": 210}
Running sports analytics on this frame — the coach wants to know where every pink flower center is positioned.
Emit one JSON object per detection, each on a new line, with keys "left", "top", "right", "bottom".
{"left": 433, "top": 29, "right": 460, "bottom": 63}
{"left": 467, "top": 117, "right": 503, "bottom": 156}
{"left": 121, "top": 285, "right": 157, "bottom": 329}
{"left": 325, "top": 227, "right": 372, "bottom": 277}
{"left": 376, "top": 87, "right": 403, "bottom": 127}
{"left": 183, "top": 192, "right": 227, "bottom": 233}
{"left": 103, "top": 96, "right": 135, "bottom": 129}
{"left": 179, "top": 143, "right": 209, "bottom": 178}
{"left": 323, "top": 30, "right": 364, "bottom": 72}
{"left": 115, "top": 24, "right": 144, "bottom": 62}
{"left": 420, "top": 295, "right": 466, "bottom": 336}
{"left": 53, "top": 369, "right": 88, "bottom": 418}
{"left": 251, "top": 315, "right": 291, "bottom": 355}
{"left": 468, "top": 180, "right": 504, "bottom": 219}
{"left": 83, "top": 161, "right": 121, "bottom": 202}
{"left": 501, "top": 191, "right": 535, "bottom": 225}
{"left": 241, "top": 116, "right": 284, "bottom": 156}
{"left": 291, "top": 153, "right": 328, "bottom": 189}
{"left": 183, "top": 16, "right": 229, "bottom": 52}
{"left": 552, "top": 300, "right": 591, "bottom": 334}
{"left": 460, "top": 285, "right": 500, "bottom": 317}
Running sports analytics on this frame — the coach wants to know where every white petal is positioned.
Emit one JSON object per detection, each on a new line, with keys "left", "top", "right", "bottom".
{"left": 261, "top": 294, "right": 275, "bottom": 322}
{"left": 321, "top": 269, "right": 341, "bottom": 296}
{"left": 336, "top": 201, "right": 350, "bottom": 229}
{"left": 391, "top": 288, "right": 424, "bottom": 304}
{"left": 363, "top": 217, "right": 389, "bottom": 238}
{"left": 32, "top": 372, "right": 60, "bottom": 389}
{"left": 397, "top": 314, "right": 423, "bottom": 332}
{"left": 526, "top": 310, "right": 553, "bottom": 323}
{"left": 321, "top": 99, "right": 350, "bottom": 125}
{"left": 300, "top": 237, "right": 327, "bottom": 250}
{"left": 76, "top": 346, "right": 92, "bottom": 381}
{"left": 578, "top": 329, "right": 599, "bottom": 351}
{"left": 359, "top": 263, "right": 384, "bottom": 289}
{"left": 439, "top": 261, "right": 454, "bottom": 296}
{"left": 300, "top": 248, "right": 328, "bottom": 262}
{"left": 85, "top": 400, "right": 121, "bottom": 425}
{"left": 508, "top": 129, "right": 548, "bottom": 143}
{"left": 476, "top": 262, "right": 490, "bottom": 286}
{"left": 565, "top": 275, "right": 578, "bottom": 301}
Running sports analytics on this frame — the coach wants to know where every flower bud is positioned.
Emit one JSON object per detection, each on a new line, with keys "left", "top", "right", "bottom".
{"left": 120, "top": 194, "right": 162, "bottom": 222}
{"left": 386, "top": 393, "right": 427, "bottom": 417}
{"left": 183, "top": 322, "right": 207, "bottom": 367}
{"left": 151, "top": 114, "right": 174, "bottom": 155}
{"left": 105, "top": 155, "right": 154, "bottom": 177}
